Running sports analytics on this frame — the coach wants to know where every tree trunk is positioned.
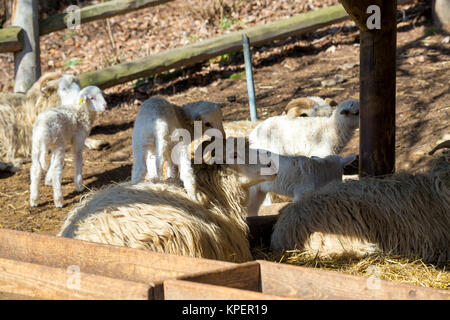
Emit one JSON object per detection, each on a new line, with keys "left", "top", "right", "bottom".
{"left": 12, "top": 0, "right": 41, "bottom": 93}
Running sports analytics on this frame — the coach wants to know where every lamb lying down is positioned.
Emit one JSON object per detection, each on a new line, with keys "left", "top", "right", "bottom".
{"left": 248, "top": 153, "right": 356, "bottom": 216}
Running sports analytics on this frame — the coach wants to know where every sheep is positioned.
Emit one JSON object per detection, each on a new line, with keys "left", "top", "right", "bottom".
{"left": 249, "top": 99, "right": 359, "bottom": 157}
{"left": 248, "top": 154, "right": 357, "bottom": 216}
{"left": 270, "top": 142, "right": 450, "bottom": 264}
{"left": 284, "top": 96, "right": 336, "bottom": 117}
{"left": 30, "top": 86, "right": 107, "bottom": 208}
{"left": 131, "top": 96, "right": 226, "bottom": 201}
{"left": 224, "top": 120, "right": 261, "bottom": 138}
{"left": 0, "top": 73, "right": 108, "bottom": 162}
{"left": 58, "top": 137, "right": 278, "bottom": 262}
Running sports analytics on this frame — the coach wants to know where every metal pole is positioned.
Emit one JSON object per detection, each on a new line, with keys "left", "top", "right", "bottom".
{"left": 242, "top": 34, "right": 257, "bottom": 122}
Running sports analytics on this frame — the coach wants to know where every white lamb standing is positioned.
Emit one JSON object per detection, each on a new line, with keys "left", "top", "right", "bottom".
{"left": 249, "top": 99, "right": 360, "bottom": 157}
{"left": 30, "top": 86, "right": 107, "bottom": 208}
{"left": 131, "top": 96, "right": 225, "bottom": 200}
{"left": 248, "top": 153, "right": 356, "bottom": 216}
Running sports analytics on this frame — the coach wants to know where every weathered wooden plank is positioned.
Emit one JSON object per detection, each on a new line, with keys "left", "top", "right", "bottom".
{"left": 164, "top": 280, "right": 288, "bottom": 300}
{"left": 258, "top": 203, "right": 289, "bottom": 216}
{"left": 0, "top": 257, "right": 151, "bottom": 300}
{"left": 0, "top": 229, "right": 234, "bottom": 286}
{"left": 39, "top": 0, "right": 175, "bottom": 35}
{"left": 257, "top": 260, "right": 450, "bottom": 300}
{"left": 78, "top": 4, "right": 349, "bottom": 89}
{"left": 177, "top": 263, "right": 260, "bottom": 292}
{"left": 12, "top": 0, "right": 41, "bottom": 93}
{"left": 0, "top": 26, "right": 23, "bottom": 53}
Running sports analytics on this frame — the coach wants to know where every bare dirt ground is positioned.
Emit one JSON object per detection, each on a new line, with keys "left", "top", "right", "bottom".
{"left": 0, "top": 1, "right": 448, "bottom": 244}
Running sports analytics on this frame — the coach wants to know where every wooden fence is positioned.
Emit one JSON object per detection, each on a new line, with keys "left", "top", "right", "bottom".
{"left": 1, "top": 0, "right": 351, "bottom": 91}
{"left": 0, "top": 227, "right": 448, "bottom": 300}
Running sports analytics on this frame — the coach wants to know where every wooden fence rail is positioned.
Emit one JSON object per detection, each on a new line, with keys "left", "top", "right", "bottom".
{"left": 0, "top": 26, "right": 23, "bottom": 53}
{"left": 39, "top": 0, "right": 175, "bottom": 35}
{"left": 78, "top": 4, "right": 349, "bottom": 88}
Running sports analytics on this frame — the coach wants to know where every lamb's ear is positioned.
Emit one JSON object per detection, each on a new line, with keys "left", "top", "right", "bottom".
{"left": 340, "top": 155, "right": 357, "bottom": 167}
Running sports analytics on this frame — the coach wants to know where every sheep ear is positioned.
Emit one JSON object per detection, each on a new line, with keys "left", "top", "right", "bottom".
{"left": 215, "top": 102, "right": 225, "bottom": 109}
{"left": 341, "top": 155, "right": 357, "bottom": 167}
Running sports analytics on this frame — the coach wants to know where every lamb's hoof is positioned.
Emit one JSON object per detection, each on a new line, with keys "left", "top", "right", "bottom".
{"left": 30, "top": 200, "right": 38, "bottom": 207}
{"left": 54, "top": 201, "right": 64, "bottom": 208}
{"left": 45, "top": 178, "right": 52, "bottom": 186}
{"left": 75, "top": 185, "right": 84, "bottom": 192}
{"left": 86, "top": 139, "right": 110, "bottom": 151}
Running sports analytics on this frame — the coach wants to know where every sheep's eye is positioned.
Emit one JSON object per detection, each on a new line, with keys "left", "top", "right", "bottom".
{"left": 300, "top": 113, "right": 308, "bottom": 117}
{"left": 340, "top": 110, "right": 350, "bottom": 115}
{"left": 205, "top": 122, "right": 211, "bottom": 127}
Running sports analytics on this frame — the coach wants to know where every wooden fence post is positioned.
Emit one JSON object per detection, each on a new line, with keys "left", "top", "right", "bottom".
{"left": 12, "top": 0, "right": 41, "bottom": 93}
{"left": 339, "top": 0, "right": 397, "bottom": 177}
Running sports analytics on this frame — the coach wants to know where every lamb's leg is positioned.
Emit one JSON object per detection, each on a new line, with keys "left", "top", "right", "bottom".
{"left": 52, "top": 146, "right": 65, "bottom": 208}
{"left": 44, "top": 152, "right": 57, "bottom": 186}
{"left": 177, "top": 145, "right": 198, "bottom": 201}
{"left": 145, "top": 151, "right": 158, "bottom": 181}
{"left": 247, "top": 185, "right": 268, "bottom": 217}
{"left": 29, "top": 151, "right": 42, "bottom": 207}
{"left": 166, "top": 162, "right": 178, "bottom": 179}
{"left": 131, "top": 143, "right": 148, "bottom": 184}
{"left": 155, "top": 137, "right": 169, "bottom": 181}
{"left": 73, "top": 133, "right": 86, "bottom": 192}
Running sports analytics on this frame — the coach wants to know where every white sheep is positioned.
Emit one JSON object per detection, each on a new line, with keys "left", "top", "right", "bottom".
{"left": 247, "top": 153, "right": 357, "bottom": 216}
{"left": 58, "top": 138, "right": 277, "bottom": 262}
{"left": 30, "top": 86, "right": 107, "bottom": 208}
{"left": 131, "top": 97, "right": 225, "bottom": 200}
{"left": 250, "top": 99, "right": 360, "bottom": 157}
{"left": 271, "top": 143, "right": 450, "bottom": 264}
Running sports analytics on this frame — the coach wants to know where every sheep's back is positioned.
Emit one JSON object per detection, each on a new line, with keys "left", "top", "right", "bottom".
{"left": 271, "top": 172, "right": 450, "bottom": 263}
{"left": 59, "top": 181, "right": 252, "bottom": 262}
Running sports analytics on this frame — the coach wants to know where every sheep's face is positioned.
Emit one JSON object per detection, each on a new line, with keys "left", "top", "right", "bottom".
{"left": 225, "top": 145, "right": 278, "bottom": 188}
{"left": 196, "top": 138, "right": 277, "bottom": 187}
{"left": 78, "top": 86, "right": 107, "bottom": 112}
{"left": 337, "top": 99, "right": 359, "bottom": 128}
{"left": 57, "top": 74, "right": 81, "bottom": 105}
{"left": 187, "top": 101, "right": 226, "bottom": 138}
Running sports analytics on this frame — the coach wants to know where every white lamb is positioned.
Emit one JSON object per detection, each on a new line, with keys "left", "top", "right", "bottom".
{"left": 250, "top": 99, "right": 359, "bottom": 157}
{"left": 131, "top": 97, "right": 225, "bottom": 200}
{"left": 247, "top": 153, "right": 357, "bottom": 216}
{"left": 30, "top": 86, "right": 107, "bottom": 208}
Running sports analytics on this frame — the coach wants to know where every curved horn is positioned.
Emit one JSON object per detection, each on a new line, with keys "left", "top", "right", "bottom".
{"left": 37, "top": 72, "right": 62, "bottom": 91}
{"left": 429, "top": 140, "right": 450, "bottom": 155}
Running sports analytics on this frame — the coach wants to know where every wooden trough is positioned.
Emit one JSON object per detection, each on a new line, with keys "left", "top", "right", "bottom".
{"left": 0, "top": 227, "right": 448, "bottom": 300}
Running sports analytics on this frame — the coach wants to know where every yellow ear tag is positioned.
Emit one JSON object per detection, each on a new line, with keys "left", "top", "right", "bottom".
{"left": 78, "top": 97, "right": 87, "bottom": 108}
